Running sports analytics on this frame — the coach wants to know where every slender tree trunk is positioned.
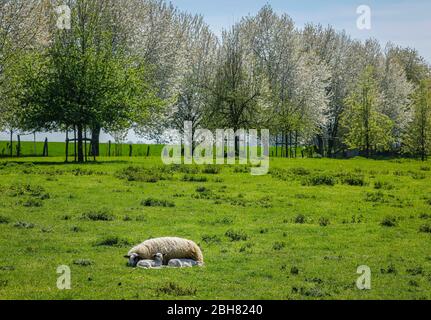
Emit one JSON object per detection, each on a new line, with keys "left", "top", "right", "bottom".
{"left": 9, "top": 130, "right": 13, "bottom": 157}
{"left": 91, "top": 124, "right": 101, "bottom": 157}
{"left": 17, "top": 135, "right": 21, "bottom": 157}
{"left": 84, "top": 128, "right": 88, "bottom": 162}
{"left": 77, "top": 125, "right": 84, "bottom": 163}
{"left": 65, "top": 130, "right": 69, "bottom": 163}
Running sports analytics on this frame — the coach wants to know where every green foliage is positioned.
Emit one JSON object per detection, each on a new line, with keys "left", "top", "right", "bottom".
{"left": 402, "top": 80, "right": 431, "bottom": 160}
{"left": 340, "top": 66, "right": 394, "bottom": 156}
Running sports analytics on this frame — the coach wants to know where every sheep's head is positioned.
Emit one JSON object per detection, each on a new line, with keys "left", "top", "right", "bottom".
{"left": 153, "top": 253, "right": 163, "bottom": 263}
{"left": 125, "top": 253, "right": 140, "bottom": 267}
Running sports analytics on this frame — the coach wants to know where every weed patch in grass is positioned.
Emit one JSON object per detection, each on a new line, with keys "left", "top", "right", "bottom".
{"left": 419, "top": 224, "right": 431, "bottom": 234}
{"left": 73, "top": 259, "right": 94, "bottom": 267}
{"left": 272, "top": 242, "right": 286, "bottom": 251}
{"left": 202, "top": 235, "right": 222, "bottom": 245}
{"left": 380, "top": 216, "right": 398, "bottom": 227}
{"left": 303, "top": 174, "right": 336, "bottom": 186}
{"left": 319, "top": 217, "right": 330, "bottom": 227}
{"left": 14, "top": 221, "right": 35, "bottom": 229}
{"left": 0, "top": 216, "right": 10, "bottom": 224}
{"left": 294, "top": 214, "right": 306, "bottom": 224}
{"left": 157, "top": 282, "right": 197, "bottom": 296}
{"left": 95, "top": 237, "right": 130, "bottom": 247}
{"left": 225, "top": 229, "right": 248, "bottom": 241}
{"left": 81, "top": 210, "right": 115, "bottom": 221}
{"left": 182, "top": 175, "right": 208, "bottom": 182}
{"left": 141, "top": 198, "right": 175, "bottom": 208}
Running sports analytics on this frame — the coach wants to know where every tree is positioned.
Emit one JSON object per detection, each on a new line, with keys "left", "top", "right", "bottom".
{"left": 402, "top": 80, "right": 431, "bottom": 161}
{"left": 379, "top": 56, "right": 414, "bottom": 144}
{"left": 15, "top": 0, "right": 159, "bottom": 162}
{"left": 0, "top": 0, "right": 48, "bottom": 154}
{"left": 340, "top": 66, "right": 394, "bottom": 157}
{"left": 169, "top": 15, "right": 218, "bottom": 138}
{"left": 246, "top": 6, "right": 329, "bottom": 156}
{"left": 207, "top": 23, "right": 267, "bottom": 141}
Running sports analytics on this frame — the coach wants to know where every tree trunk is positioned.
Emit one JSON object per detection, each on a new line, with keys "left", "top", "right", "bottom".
{"left": 9, "top": 130, "right": 13, "bottom": 157}
{"left": 77, "top": 125, "right": 84, "bottom": 163}
{"left": 17, "top": 135, "right": 21, "bottom": 157}
{"left": 91, "top": 125, "right": 101, "bottom": 157}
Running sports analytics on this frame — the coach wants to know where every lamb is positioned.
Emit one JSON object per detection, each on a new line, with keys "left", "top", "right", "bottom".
{"left": 168, "top": 259, "right": 202, "bottom": 268}
{"left": 125, "top": 237, "right": 204, "bottom": 267}
{"left": 136, "top": 253, "right": 164, "bottom": 269}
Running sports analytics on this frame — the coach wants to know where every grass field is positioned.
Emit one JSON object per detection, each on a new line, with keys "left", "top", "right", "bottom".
{"left": 0, "top": 156, "right": 431, "bottom": 300}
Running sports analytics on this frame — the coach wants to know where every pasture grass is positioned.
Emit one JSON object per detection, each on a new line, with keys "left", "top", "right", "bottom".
{"left": 0, "top": 156, "right": 430, "bottom": 300}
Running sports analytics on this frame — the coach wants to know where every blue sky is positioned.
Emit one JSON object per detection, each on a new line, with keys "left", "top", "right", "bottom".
{"left": 170, "top": 0, "right": 431, "bottom": 63}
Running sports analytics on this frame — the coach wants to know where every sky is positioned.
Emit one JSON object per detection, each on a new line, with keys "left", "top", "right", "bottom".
{"left": 1, "top": 0, "right": 429, "bottom": 143}
{"left": 170, "top": 0, "right": 431, "bottom": 63}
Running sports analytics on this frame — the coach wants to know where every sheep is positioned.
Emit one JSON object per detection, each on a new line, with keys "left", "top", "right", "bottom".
{"left": 167, "top": 259, "right": 202, "bottom": 268}
{"left": 125, "top": 237, "right": 204, "bottom": 267}
{"left": 136, "top": 253, "right": 164, "bottom": 269}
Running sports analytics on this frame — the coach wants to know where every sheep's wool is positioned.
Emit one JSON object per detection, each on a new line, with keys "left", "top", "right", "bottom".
{"left": 127, "top": 237, "right": 204, "bottom": 265}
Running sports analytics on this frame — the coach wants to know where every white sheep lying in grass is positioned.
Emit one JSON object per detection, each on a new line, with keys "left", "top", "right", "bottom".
{"left": 125, "top": 237, "right": 204, "bottom": 267}
{"left": 168, "top": 259, "right": 202, "bottom": 268}
{"left": 136, "top": 253, "right": 163, "bottom": 269}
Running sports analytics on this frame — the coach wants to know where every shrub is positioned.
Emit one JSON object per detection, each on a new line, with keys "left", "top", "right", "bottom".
{"left": 141, "top": 198, "right": 175, "bottom": 208}
{"left": 380, "top": 216, "right": 398, "bottom": 227}
{"left": 225, "top": 229, "right": 248, "bottom": 242}
{"left": 81, "top": 210, "right": 114, "bottom": 221}
{"left": 303, "top": 174, "right": 335, "bottom": 186}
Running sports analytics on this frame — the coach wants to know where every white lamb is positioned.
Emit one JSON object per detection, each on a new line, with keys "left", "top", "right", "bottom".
{"left": 136, "top": 253, "right": 164, "bottom": 269}
{"left": 168, "top": 258, "right": 202, "bottom": 268}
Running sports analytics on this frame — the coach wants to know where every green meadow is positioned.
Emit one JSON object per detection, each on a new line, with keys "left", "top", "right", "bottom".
{"left": 0, "top": 156, "right": 430, "bottom": 300}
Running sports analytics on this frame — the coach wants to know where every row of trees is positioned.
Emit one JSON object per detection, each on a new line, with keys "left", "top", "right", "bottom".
{"left": 1, "top": 1, "right": 430, "bottom": 161}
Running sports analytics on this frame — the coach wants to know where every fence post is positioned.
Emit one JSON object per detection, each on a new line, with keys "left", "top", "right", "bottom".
{"left": 146, "top": 145, "right": 150, "bottom": 157}
{"left": 129, "top": 144, "right": 133, "bottom": 157}
{"left": 108, "top": 140, "right": 111, "bottom": 157}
